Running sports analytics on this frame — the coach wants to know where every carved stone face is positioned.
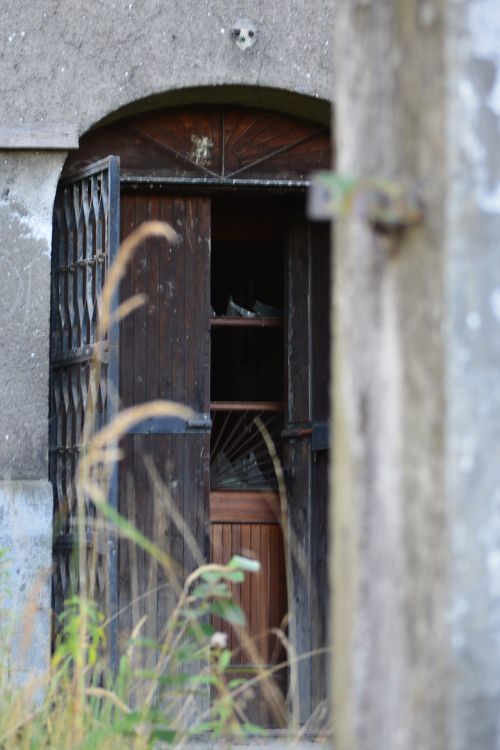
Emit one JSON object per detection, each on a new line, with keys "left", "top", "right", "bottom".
{"left": 230, "top": 18, "right": 257, "bottom": 50}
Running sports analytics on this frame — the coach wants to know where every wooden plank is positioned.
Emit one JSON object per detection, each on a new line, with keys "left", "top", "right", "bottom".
{"left": 132, "top": 195, "right": 148, "bottom": 648}
{"left": 209, "top": 491, "right": 280, "bottom": 524}
{"left": 169, "top": 198, "right": 187, "bottom": 588}
{"left": 118, "top": 194, "right": 137, "bottom": 654}
{"left": 211, "top": 523, "right": 223, "bottom": 635}
{"left": 285, "top": 217, "right": 313, "bottom": 721}
{"left": 250, "top": 525, "right": 262, "bottom": 660}
{"left": 231, "top": 524, "right": 242, "bottom": 661}
{"left": 240, "top": 524, "right": 252, "bottom": 663}
{"left": 221, "top": 524, "right": 233, "bottom": 647}
{"left": 157, "top": 197, "right": 176, "bottom": 634}
{"left": 0, "top": 123, "right": 79, "bottom": 149}
{"left": 210, "top": 317, "right": 283, "bottom": 328}
{"left": 269, "top": 524, "right": 281, "bottom": 664}
{"left": 210, "top": 401, "right": 284, "bottom": 412}
{"left": 118, "top": 438, "right": 134, "bottom": 653}
{"left": 260, "top": 524, "right": 271, "bottom": 663}
{"left": 144, "top": 196, "right": 160, "bottom": 656}
{"left": 311, "top": 223, "right": 331, "bottom": 423}
{"left": 183, "top": 197, "right": 210, "bottom": 575}
{"left": 309, "top": 222, "right": 330, "bottom": 712}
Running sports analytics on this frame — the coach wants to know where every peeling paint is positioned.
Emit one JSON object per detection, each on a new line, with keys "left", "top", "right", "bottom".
{"left": 0, "top": 152, "right": 64, "bottom": 257}
{"left": 189, "top": 134, "right": 214, "bottom": 167}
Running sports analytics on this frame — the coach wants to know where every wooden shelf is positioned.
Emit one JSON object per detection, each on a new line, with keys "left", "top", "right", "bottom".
{"left": 210, "top": 401, "right": 284, "bottom": 412}
{"left": 210, "top": 316, "right": 284, "bottom": 328}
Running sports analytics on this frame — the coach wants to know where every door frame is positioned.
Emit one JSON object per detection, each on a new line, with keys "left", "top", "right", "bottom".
{"left": 52, "top": 103, "right": 332, "bottom": 722}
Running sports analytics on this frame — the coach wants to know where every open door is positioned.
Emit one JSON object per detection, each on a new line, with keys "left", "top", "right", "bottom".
{"left": 284, "top": 218, "right": 330, "bottom": 724}
{"left": 118, "top": 194, "right": 211, "bottom": 659}
{"left": 51, "top": 103, "right": 332, "bottom": 728}
{"left": 50, "top": 156, "right": 121, "bottom": 660}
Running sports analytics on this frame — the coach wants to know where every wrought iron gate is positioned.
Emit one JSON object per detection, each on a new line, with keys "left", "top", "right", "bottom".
{"left": 49, "top": 157, "right": 120, "bottom": 661}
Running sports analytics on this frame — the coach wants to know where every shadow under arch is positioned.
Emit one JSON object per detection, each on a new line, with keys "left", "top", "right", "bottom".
{"left": 85, "top": 84, "right": 332, "bottom": 133}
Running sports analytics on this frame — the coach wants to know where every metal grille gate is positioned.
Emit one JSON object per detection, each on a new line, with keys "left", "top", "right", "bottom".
{"left": 49, "top": 157, "right": 120, "bottom": 661}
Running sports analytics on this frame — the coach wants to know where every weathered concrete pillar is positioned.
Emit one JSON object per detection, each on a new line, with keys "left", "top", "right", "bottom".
{"left": 0, "top": 151, "right": 65, "bottom": 684}
{"left": 446, "top": 2, "right": 500, "bottom": 748}
{"left": 331, "top": 1, "right": 500, "bottom": 748}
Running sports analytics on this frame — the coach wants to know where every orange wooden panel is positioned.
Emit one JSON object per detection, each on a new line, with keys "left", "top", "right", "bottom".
{"left": 209, "top": 491, "right": 281, "bottom": 524}
{"left": 210, "top": 519, "right": 288, "bottom": 668}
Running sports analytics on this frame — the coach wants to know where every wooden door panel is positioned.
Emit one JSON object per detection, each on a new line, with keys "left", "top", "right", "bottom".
{"left": 210, "top": 521, "right": 287, "bottom": 666}
{"left": 118, "top": 193, "right": 210, "bottom": 655}
{"left": 118, "top": 433, "right": 207, "bottom": 653}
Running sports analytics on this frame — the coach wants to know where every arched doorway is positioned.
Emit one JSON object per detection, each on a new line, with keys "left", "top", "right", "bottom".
{"left": 49, "top": 104, "right": 331, "bottom": 724}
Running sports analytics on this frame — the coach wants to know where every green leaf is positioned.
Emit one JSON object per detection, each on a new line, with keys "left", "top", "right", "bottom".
{"left": 192, "top": 582, "right": 232, "bottom": 599}
{"left": 228, "top": 555, "right": 261, "bottom": 572}
{"left": 221, "top": 569, "right": 245, "bottom": 583}
{"left": 190, "top": 673, "right": 218, "bottom": 686}
{"left": 200, "top": 570, "right": 222, "bottom": 583}
{"left": 186, "top": 622, "right": 215, "bottom": 639}
{"left": 218, "top": 648, "right": 232, "bottom": 670}
{"left": 150, "top": 728, "right": 177, "bottom": 743}
{"left": 211, "top": 600, "right": 246, "bottom": 626}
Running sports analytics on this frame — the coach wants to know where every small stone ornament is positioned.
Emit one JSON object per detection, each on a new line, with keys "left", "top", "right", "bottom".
{"left": 230, "top": 18, "right": 257, "bottom": 50}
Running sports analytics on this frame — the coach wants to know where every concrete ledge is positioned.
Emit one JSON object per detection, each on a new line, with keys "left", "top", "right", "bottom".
{"left": 0, "top": 124, "right": 78, "bottom": 149}
{"left": 0, "top": 480, "right": 53, "bottom": 687}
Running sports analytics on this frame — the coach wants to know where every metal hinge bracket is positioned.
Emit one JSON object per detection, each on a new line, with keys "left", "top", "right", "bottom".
{"left": 308, "top": 171, "right": 424, "bottom": 231}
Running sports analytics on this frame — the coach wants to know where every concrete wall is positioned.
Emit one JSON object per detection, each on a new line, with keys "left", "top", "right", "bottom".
{"left": 0, "top": 0, "right": 332, "bottom": 132}
{"left": 331, "top": 1, "right": 500, "bottom": 749}
{"left": 0, "top": 0, "right": 333, "bottom": 687}
{"left": 0, "top": 482, "right": 53, "bottom": 688}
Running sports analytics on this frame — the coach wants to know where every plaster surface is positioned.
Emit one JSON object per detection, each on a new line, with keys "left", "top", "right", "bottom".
{"left": 0, "top": 481, "right": 53, "bottom": 687}
{"left": 0, "top": 0, "right": 333, "bottom": 134}
{"left": 0, "top": 151, "right": 65, "bottom": 480}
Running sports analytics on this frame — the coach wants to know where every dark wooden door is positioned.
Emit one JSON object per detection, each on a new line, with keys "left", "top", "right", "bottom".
{"left": 284, "top": 218, "right": 330, "bottom": 723}
{"left": 118, "top": 194, "right": 210, "bottom": 655}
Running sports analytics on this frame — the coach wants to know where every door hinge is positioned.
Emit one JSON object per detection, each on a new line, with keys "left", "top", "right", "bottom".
{"left": 308, "top": 171, "right": 424, "bottom": 232}
{"left": 128, "top": 413, "right": 212, "bottom": 435}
